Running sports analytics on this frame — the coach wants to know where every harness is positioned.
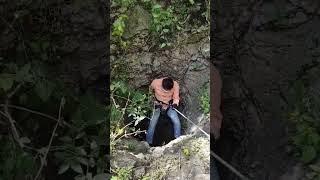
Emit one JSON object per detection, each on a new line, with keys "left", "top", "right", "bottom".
{"left": 154, "top": 97, "right": 171, "bottom": 106}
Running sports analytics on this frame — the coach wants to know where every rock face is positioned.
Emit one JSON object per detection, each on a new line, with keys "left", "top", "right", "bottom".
{"left": 121, "top": 32, "right": 210, "bottom": 133}
{"left": 123, "top": 5, "right": 151, "bottom": 40}
{"left": 0, "top": 0, "right": 108, "bottom": 102}
{"left": 111, "top": 135, "right": 210, "bottom": 180}
{"left": 213, "top": 0, "right": 320, "bottom": 179}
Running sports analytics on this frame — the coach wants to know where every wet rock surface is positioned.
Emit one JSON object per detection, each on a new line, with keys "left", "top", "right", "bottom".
{"left": 213, "top": 0, "right": 320, "bottom": 179}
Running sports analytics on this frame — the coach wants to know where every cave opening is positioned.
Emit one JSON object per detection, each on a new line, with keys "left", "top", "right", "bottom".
{"left": 125, "top": 90, "right": 191, "bottom": 147}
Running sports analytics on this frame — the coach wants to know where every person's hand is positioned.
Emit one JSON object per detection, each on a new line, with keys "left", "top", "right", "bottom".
{"left": 172, "top": 103, "right": 178, "bottom": 109}
{"left": 155, "top": 104, "right": 162, "bottom": 109}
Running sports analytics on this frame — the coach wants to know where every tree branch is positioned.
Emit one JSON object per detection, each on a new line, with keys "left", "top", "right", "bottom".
{"left": 34, "top": 97, "right": 64, "bottom": 180}
{"left": 3, "top": 84, "right": 24, "bottom": 148}
{"left": 0, "top": 104, "right": 72, "bottom": 128}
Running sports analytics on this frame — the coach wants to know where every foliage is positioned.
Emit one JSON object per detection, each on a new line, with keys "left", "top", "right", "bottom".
{"left": 199, "top": 83, "right": 210, "bottom": 115}
{"left": 110, "top": 166, "right": 133, "bottom": 180}
{"left": 110, "top": 80, "right": 152, "bottom": 152}
{"left": 150, "top": 4, "right": 177, "bottom": 48}
{"left": 0, "top": 61, "right": 55, "bottom": 100}
{"left": 141, "top": 175, "right": 151, "bottom": 180}
{"left": 112, "top": 15, "right": 128, "bottom": 38}
{"left": 111, "top": 81, "right": 151, "bottom": 125}
{"left": 112, "top": 14, "right": 129, "bottom": 49}
{"left": 288, "top": 78, "right": 320, "bottom": 179}
{"left": 53, "top": 94, "right": 107, "bottom": 179}
{"left": 0, "top": 136, "right": 37, "bottom": 180}
{"left": 0, "top": 59, "right": 108, "bottom": 179}
{"left": 126, "top": 141, "right": 136, "bottom": 152}
{"left": 111, "top": 0, "right": 209, "bottom": 51}
{"left": 183, "top": 148, "right": 190, "bottom": 157}
{"left": 308, "top": 163, "right": 320, "bottom": 179}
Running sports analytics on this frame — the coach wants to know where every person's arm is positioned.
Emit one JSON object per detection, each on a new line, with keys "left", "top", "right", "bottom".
{"left": 211, "top": 65, "right": 223, "bottom": 140}
{"left": 172, "top": 81, "right": 180, "bottom": 106}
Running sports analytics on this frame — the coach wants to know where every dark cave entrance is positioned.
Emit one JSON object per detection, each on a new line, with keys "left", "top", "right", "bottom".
{"left": 128, "top": 97, "right": 188, "bottom": 147}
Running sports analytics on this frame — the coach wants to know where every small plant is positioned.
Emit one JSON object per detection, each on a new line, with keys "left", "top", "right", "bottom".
{"left": 199, "top": 83, "right": 210, "bottom": 115}
{"left": 183, "top": 148, "right": 190, "bottom": 156}
{"left": 126, "top": 142, "right": 136, "bottom": 152}
{"left": 111, "top": 166, "right": 133, "bottom": 180}
{"left": 0, "top": 136, "right": 37, "bottom": 180}
{"left": 150, "top": 4, "right": 177, "bottom": 48}
{"left": 142, "top": 175, "right": 151, "bottom": 180}
{"left": 288, "top": 80, "right": 320, "bottom": 165}
{"left": 110, "top": 81, "right": 151, "bottom": 152}
{"left": 112, "top": 14, "right": 129, "bottom": 49}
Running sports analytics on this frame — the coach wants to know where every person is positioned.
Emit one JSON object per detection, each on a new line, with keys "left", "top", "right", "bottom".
{"left": 211, "top": 64, "right": 223, "bottom": 180}
{"left": 146, "top": 77, "right": 181, "bottom": 145}
{"left": 211, "top": 64, "right": 223, "bottom": 140}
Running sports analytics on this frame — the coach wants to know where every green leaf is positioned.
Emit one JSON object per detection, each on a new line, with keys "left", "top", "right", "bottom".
{"left": 183, "top": 148, "right": 190, "bottom": 156}
{"left": 76, "top": 147, "right": 87, "bottom": 156}
{"left": 35, "top": 80, "right": 54, "bottom": 101}
{"left": 301, "top": 146, "right": 316, "bottom": 163}
{"left": 160, "top": 43, "right": 166, "bottom": 48}
{"left": 111, "top": 176, "right": 119, "bottom": 180}
{"left": 0, "top": 73, "right": 15, "bottom": 91}
{"left": 71, "top": 162, "right": 83, "bottom": 174}
{"left": 58, "top": 163, "right": 70, "bottom": 174}
{"left": 76, "top": 157, "right": 88, "bottom": 166}
{"left": 310, "top": 164, "right": 320, "bottom": 173}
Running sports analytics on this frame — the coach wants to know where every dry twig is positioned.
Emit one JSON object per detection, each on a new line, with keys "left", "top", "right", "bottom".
{"left": 2, "top": 84, "right": 23, "bottom": 148}
{"left": 34, "top": 97, "right": 65, "bottom": 180}
{"left": 0, "top": 104, "right": 72, "bottom": 128}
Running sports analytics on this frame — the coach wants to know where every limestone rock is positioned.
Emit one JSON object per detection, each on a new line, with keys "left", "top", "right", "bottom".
{"left": 123, "top": 5, "right": 151, "bottom": 39}
{"left": 112, "top": 135, "right": 210, "bottom": 180}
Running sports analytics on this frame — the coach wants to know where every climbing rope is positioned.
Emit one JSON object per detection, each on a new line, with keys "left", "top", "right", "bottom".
{"left": 146, "top": 97, "right": 250, "bottom": 180}
{"left": 173, "top": 107, "right": 251, "bottom": 180}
